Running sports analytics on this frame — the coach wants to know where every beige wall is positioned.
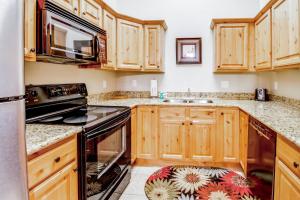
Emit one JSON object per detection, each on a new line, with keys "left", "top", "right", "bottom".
{"left": 25, "top": 62, "right": 117, "bottom": 95}
{"left": 114, "top": 0, "right": 260, "bottom": 93}
{"left": 257, "top": 69, "right": 300, "bottom": 100}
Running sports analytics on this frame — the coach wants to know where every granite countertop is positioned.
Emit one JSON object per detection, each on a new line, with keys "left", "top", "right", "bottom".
{"left": 26, "top": 124, "right": 82, "bottom": 155}
{"left": 26, "top": 98, "right": 300, "bottom": 156}
{"left": 89, "top": 98, "right": 300, "bottom": 148}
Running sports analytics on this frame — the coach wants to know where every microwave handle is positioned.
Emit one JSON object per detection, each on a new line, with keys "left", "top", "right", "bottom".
{"left": 95, "top": 36, "right": 100, "bottom": 57}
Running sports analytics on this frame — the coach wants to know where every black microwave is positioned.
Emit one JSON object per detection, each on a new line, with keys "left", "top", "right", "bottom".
{"left": 36, "top": 0, "right": 107, "bottom": 66}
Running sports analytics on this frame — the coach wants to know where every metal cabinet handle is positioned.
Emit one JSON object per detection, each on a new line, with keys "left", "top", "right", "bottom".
{"left": 54, "top": 157, "right": 61, "bottom": 163}
{"left": 294, "top": 162, "right": 299, "bottom": 168}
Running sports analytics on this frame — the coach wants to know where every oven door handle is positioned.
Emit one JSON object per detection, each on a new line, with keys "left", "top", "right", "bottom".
{"left": 250, "top": 123, "right": 271, "bottom": 141}
{"left": 97, "top": 115, "right": 130, "bottom": 135}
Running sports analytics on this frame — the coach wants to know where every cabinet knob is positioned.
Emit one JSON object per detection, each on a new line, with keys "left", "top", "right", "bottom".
{"left": 221, "top": 112, "right": 224, "bottom": 116}
{"left": 217, "top": 66, "right": 220, "bottom": 68}
{"left": 74, "top": 7, "right": 78, "bottom": 11}
{"left": 30, "top": 48, "right": 36, "bottom": 53}
{"left": 140, "top": 65, "right": 143, "bottom": 68}
{"left": 182, "top": 122, "right": 185, "bottom": 125}
{"left": 73, "top": 168, "right": 78, "bottom": 173}
{"left": 190, "top": 122, "right": 193, "bottom": 125}
{"left": 151, "top": 110, "right": 154, "bottom": 113}
{"left": 294, "top": 162, "right": 299, "bottom": 168}
{"left": 83, "top": 12, "right": 86, "bottom": 15}
{"left": 54, "top": 157, "right": 61, "bottom": 163}
{"left": 157, "top": 66, "right": 160, "bottom": 69}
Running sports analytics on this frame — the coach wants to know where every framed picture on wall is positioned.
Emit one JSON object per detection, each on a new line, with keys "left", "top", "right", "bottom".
{"left": 176, "top": 38, "right": 202, "bottom": 64}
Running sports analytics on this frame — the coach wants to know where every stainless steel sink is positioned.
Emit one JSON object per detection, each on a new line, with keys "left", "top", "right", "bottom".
{"left": 162, "top": 99, "right": 213, "bottom": 104}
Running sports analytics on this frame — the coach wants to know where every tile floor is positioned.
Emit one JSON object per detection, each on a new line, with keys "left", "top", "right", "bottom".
{"left": 119, "top": 166, "right": 245, "bottom": 200}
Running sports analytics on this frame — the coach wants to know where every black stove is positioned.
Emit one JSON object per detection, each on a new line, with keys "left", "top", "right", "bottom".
{"left": 25, "top": 83, "right": 132, "bottom": 200}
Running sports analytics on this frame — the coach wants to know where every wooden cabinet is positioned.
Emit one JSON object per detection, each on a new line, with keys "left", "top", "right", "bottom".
{"left": 272, "top": 0, "right": 300, "bottom": 68}
{"left": 80, "top": 0, "right": 102, "bottom": 27}
{"left": 28, "top": 136, "right": 78, "bottom": 200}
{"left": 24, "top": 0, "right": 36, "bottom": 61}
{"left": 103, "top": 10, "right": 117, "bottom": 69}
{"left": 144, "top": 25, "right": 165, "bottom": 71}
{"left": 159, "top": 107, "right": 186, "bottom": 160}
{"left": 255, "top": 10, "right": 272, "bottom": 70}
{"left": 117, "top": 19, "right": 144, "bottom": 70}
{"left": 50, "top": 0, "right": 79, "bottom": 14}
{"left": 274, "top": 158, "right": 300, "bottom": 200}
{"left": 239, "top": 111, "right": 249, "bottom": 174}
{"left": 215, "top": 23, "right": 249, "bottom": 72}
{"left": 188, "top": 108, "right": 216, "bottom": 162}
{"left": 137, "top": 106, "right": 158, "bottom": 159}
{"left": 159, "top": 120, "right": 186, "bottom": 160}
{"left": 29, "top": 161, "right": 78, "bottom": 200}
{"left": 216, "top": 108, "right": 239, "bottom": 163}
{"left": 131, "top": 108, "right": 137, "bottom": 164}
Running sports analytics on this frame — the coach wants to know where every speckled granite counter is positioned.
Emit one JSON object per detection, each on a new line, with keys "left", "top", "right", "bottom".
{"left": 89, "top": 98, "right": 300, "bottom": 148}
{"left": 26, "top": 124, "right": 82, "bottom": 155}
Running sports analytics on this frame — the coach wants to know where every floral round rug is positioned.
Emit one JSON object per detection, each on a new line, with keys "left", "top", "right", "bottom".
{"left": 144, "top": 166, "right": 271, "bottom": 200}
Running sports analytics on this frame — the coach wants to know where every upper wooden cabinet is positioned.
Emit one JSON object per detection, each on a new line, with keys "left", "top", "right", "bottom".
{"left": 144, "top": 25, "right": 165, "bottom": 71}
{"left": 102, "top": 10, "right": 117, "bottom": 69}
{"left": 214, "top": 23, "right": 250, "bottom": 72}
{"left": 136, "top": 106, "right": 158, "bottom": 159}
{"left": 216, "top": 108, "right": 240, "bottom": 163}
{"left": 50, "top": 0, "right": 79, "bottom": 14}
{"left": 117, "top": 19, "right": 144, "bottom": 70}
{"left": 272, "top": 0, "right": 300, "bottom": 68}
{"left": 80, "top": 0, "right": 102, "bottom": 27}
{"left": 25, "top": 0, "right": 36, "bottom": 61}
{"left": 255, "top": 10, "right": 272, "bottom": 70}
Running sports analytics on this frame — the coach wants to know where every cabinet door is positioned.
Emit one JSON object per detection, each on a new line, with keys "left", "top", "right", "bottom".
{"left": 159, "top": 120, "right": 186, "bottom": 160}
{"left": 29, "top": 161, "right": 78, "bottom": 200}
{"left": 255, "top": 10, "right": 272, "bottom": 70}
{"left": 137, "top": 106, "right": 158, "bottom": 159}
{"left": 217, "top": 109, "right": 239, "bottom": 162}
{"left": 272, "top": 0, "right": 300, "bottom": 68}
{"left": 144, "top": 25, "right": 163, "bottom": 71}
{"left": 117, "top": 19, "right": 144, "bottom": 70}
{"left": 216, "top": 23, "right": 249, "bottom": 71}
{"left": 239, "top": 111, "right": 249, "bottom": 174}
{"left": 103, "top": 10, "right": 116, "bottom": 69}
{"left": 80, "top": 0, "right": 102, "bottom": 27}
{"left": 50, "top": 0, "right": 79, "bottom": 14}
{"left": 189, "top": 122, "right": 216, "bottom": 162}
{"left": 131, "top": 108, "right": 137, "bottom": 164}
{"left": 25, "top": 0, "right": 36, "bottom": 61}
{"left": 274, "top": 158, "right": 300, "bottom": 200}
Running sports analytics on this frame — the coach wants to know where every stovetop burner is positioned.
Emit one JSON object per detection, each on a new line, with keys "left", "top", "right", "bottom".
{"left": 63, "top": 114, "right": 98, "bottom": 124}
{"left": 40, "top": 116, "right": 64, "bottom": 123}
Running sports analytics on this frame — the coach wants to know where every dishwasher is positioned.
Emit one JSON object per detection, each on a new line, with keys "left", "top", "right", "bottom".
{"left": 247, "top": 117, "right": 276, "bottom": 200}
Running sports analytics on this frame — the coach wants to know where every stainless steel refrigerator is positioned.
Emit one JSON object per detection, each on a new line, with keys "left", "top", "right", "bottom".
{"left": 0, "top": 0, "right": 29, "bottom": 199}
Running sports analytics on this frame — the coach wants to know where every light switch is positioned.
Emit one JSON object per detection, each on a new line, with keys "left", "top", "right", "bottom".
{"left": 274, "top": 81, "right": 278, "bottom": 91}
{"left": 132, "top": 80, "right": 137, "bottom": 88}
{"left": 102, "top": 80, "right": 107, "bottom": 89}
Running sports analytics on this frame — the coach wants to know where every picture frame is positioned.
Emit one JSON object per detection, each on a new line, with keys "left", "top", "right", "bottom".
{"left": 176, "top": 38, "right": 202, "bottom": 64}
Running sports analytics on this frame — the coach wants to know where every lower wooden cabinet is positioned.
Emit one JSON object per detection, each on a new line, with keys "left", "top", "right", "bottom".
{"left": 274, "top": 158, "right": 300, "bottom": 200}
{"left": 239, "top": 111, "right": 249, "bottom": 174}
{"left": 29, "top": 161, "right": 78, "bottom": 200}
{"left": 216, "top": 108, "right": 240, "bottom": 163}
{"left": 136, "top": 106, "right": 158, "bottom": 159}
{"left": 159, "top": 119, "right": 186, "bottom": 160}
{"left": 28, "top": 136, "right": 78, "bottom": 200}
{"left": 131, "top": 108, "right": 137, "bottom": 164}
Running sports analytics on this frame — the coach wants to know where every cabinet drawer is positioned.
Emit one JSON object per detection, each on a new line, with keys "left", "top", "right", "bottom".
{"left": 159, "top": 107, "right": 185, "bottom": 120}
{"left": 190, "top": 108, "right": 216, "bottom": 120}
{"left": 277, "top": 136, "right": 300, "bottom": 177}
{"left": 28, "top": 137, "right": 77, "bottom": 189}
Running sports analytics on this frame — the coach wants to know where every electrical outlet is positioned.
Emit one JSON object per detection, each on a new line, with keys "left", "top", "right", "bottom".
{"left": 274, "top": 81, "right": 278, "bottom": 91}
{"left": 102, "top": 80, "right": 107, "bottom": 89}
{"left": 132, "top": 80, "right": 137, "bottom": 87}
{"left": 221, "top": 81, "right": 230, "bottom": 89}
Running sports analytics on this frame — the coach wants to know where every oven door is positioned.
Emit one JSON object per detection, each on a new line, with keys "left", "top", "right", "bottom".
{"left": 38, "top": 10, "right": 101, "bottom": 64}
{"left": 79, "top": 113, "right": 131, "bottom": 200}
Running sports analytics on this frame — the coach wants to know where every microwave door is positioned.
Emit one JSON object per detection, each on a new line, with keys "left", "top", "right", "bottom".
{"left": 48, "top": 14, "right": 96, "bottom": 60}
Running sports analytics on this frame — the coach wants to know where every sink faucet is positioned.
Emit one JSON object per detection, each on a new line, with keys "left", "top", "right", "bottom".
{"left": 187, "top": 88, "right": 191, "bottom": 98}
